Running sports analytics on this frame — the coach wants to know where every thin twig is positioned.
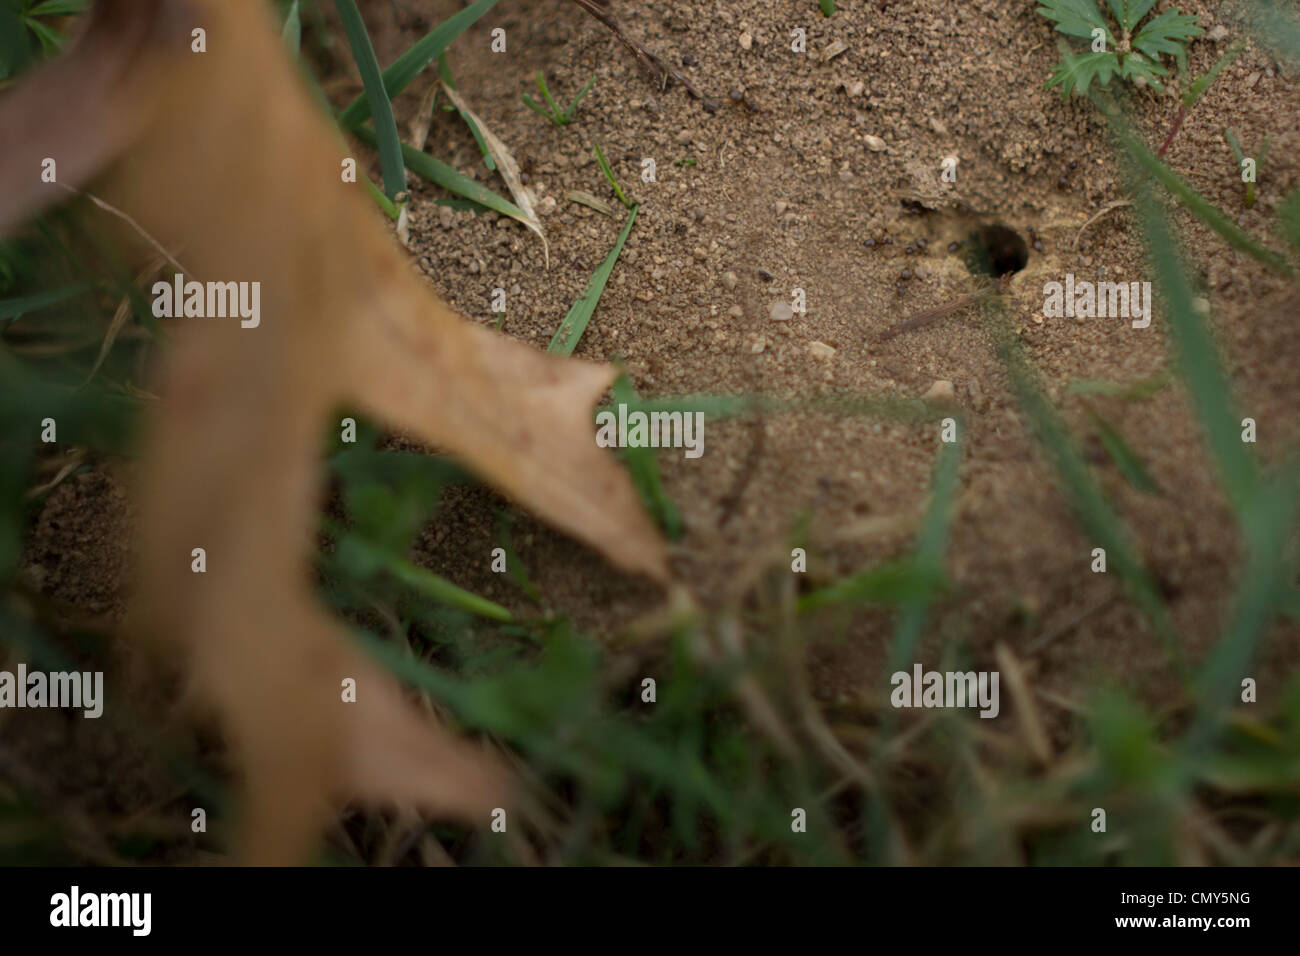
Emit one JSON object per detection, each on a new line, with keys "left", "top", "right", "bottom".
{"left": 875, "top": 290, "right": 989, "bottom": 342}
{"left": 55, "top": 183, "right": 187, "bottom": 275}
{"left": 1073, "top": 198, "right": 1133, "bottom": 250}
{"left": 568, "top": 0, "right": 716, "bottom": 108}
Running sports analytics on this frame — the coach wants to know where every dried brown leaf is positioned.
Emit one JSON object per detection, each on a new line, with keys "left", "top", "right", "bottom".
{"left": 1, "top": 0, "right": 668, "bottom": 863}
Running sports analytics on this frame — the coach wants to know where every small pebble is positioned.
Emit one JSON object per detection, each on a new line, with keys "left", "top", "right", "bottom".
{"left": 770, "top": 301, "right": 795, "bottom": 321}
{"left": 865, "top": 135, "right": 886, "bottom": 152}
{"left": 728, "top": 305, "right": 745, "bottom": 319}
{"left": 675, "top": 129, "right": 694, "bottom": 146}
{"left": 721, "top": 270, "right": 738, "bottom": 291}
{"left": 923, "top": 379, "right": 955, "bottom": 402}
{"left": 739, "top": 31, "right": 753, "bottom": 51}
{"left": 775, "top": 200, "right": 789, "bottom": 215}
{"left": 808, "top": 340, "right": 837, "bottom": 361}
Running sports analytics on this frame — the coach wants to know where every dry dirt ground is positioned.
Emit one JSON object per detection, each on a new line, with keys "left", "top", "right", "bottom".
{"left": 364, "top": 0, "right": 1300, "bottom": 712}
{"left": 10, "top": 0, "right": 1300, "bottom": 847}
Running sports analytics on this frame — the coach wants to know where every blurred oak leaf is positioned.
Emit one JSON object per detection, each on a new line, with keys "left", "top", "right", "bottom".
{"left": 0, "top": 0, "right": 668, "bottom": 863}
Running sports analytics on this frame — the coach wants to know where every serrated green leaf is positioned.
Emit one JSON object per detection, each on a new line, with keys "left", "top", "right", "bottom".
{"left": 1132, "top": 8, "right": 1202, "bottom": 69}
{"left": 1107, "top": 0, "right": 1157, "bottom": 33}
{"left": 1047, "top": 49, "right": 1119, "bottom": 96}
{"left": 1038, "top": 0, "right": 1111, "bottom": 42}
{"left": 1119, "top": 51, "right": 1168, "bottom": 92}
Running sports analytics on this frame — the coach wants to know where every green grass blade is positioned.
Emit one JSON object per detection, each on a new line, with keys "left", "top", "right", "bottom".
{"left": 333, "top": 0, "right": 406, "bottom": 201}
{"left": 887, "top": 436, "right": 962, "bottom": 674}
{"left": 548, "top": 205, "right": 637, "bottom": 355}
{"left": 1126, "top": 168, "right": 1260, "bottom": 514}
{"left": 0, "top": 281, "right": 94, "bottom": 324}
{"left": 797, "top": 560, "right": 947, "bottom": 614}
{"left": 990, "top": 300, "right": 1183, "bottom": 669}
{"left": 338, "top": 0, "right": 501, "bottom": 128}
{"left": 337, "top": 530, "right": 512, "bottom": 621}
{"left": 521, "top": 93, "right": 557, "bottom": 123}
{"left": 1086, "top": 407, "right": 1162, "bottom": 494}
{"left": 350, "top": 125, "right": 526, "bottom": 221}
{"left": 1183, "top": 39, "right": 1243, "bottom": 107}
{"left": 1101, "top": 102, "right": 1295, "bottom": 276}
{"left": 281, "top": 0, "right": 301, "bottom": 56}
{"left": 610, "top": 375, "right": 684, "bottom": 540}
{"left": 439, "top": 54, "right": 495, "bottom": 171}
{"left": 820, "top": 0, "right": 836, "bottom": 15}
{"left": 593, "top": 142, "right": 633, "bottom": 210}
{"left": 1182, "top": 472, "right": 1299, "bottom": 756}
{"left": 28, "top": 0, "right": 88, "bottom": 14}
{"left": 565, "top": 76, "right": 597, "bottom": 121}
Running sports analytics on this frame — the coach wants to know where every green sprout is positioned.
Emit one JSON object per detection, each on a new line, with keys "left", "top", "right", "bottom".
{"left": 1038, "top": 0, "right": 1202, "bottom": 96}
{"left": 522, "top": 70, "right": 596, "bottom": 126}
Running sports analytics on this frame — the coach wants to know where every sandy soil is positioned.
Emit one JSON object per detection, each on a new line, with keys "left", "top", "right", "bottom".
{"left": 12, "top": 0, "right": 1300, "bottom": 853}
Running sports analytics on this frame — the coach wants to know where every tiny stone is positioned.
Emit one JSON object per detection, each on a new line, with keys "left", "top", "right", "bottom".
{"left": 808, "top": 340, "right": 837, "bottom": 361}
{"left": 692, "top": 246, "right": 708, "bottom": 261}
{"left": 721, "top": 270, "right": 738, "bottom": 291}
{"left": 537, "top": 195, "right": 557, "bottom": 215}
{"left": 923, "top": 379, "right": 955, "bottom": 402}
{"left": 865, "top": 135, "right": 886, "bottom": 152}
{"left": 847, "top": 80, "right": 865, "bottom": 97}
{"left": 775, "top": 200, "right": 789, "bottom": 215}
{"left": 1208, "top": 24, "right": 1230, "bottom": 42}
{"left": 675, "top": 129, "right": 694, "bottom": 146}
{"left": 739, "top": 31, "right": 753, "bottom": 50}
{"left": 728, "top": 304, "right": 745, "bottom": 318}
{"left": 770, "top": 301, "right": 795, "bottom": 321}
{"left": 821, "top": 40, "right": 848, "bottom": 62}
{"left": 899, "top": 269, "right": 911, "bottom": 280}
{"left": 438, "top": 206, "right": 455, "bottom": 229}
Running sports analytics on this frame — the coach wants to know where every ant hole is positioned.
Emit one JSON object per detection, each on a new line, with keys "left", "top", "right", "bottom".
{"left": 965, "top": 224, "right": 1029, "bottom": 279}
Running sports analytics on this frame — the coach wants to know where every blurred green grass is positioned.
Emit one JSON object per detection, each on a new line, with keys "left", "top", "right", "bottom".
{"left": 1, "top": 0, "right": 1299, "bottom": 866}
